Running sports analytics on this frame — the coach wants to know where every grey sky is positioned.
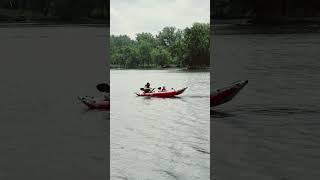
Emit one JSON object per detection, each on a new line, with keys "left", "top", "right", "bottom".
{"left": 110, "top": 0, "right": 210, "bottom": 39}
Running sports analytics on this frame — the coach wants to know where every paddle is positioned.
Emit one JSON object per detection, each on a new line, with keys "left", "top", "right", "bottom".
{"left": 141, "top": 87, "right": 165, "bottom": 92}
{"left": 96, "top": 83, "right": 110, "bottom": 93}
{"left": 140, "top": 87, "right": 155, "bottom": 93}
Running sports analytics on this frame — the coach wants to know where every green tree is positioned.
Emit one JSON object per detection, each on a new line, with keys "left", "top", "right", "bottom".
{"left": 136, "top": 32, "right": 156, "bottom": 45}
{"left": 156, "top": 27, "right": 188, "bottom": 66}
{"left": 151, "top": 47, "right": 171, "bottom": 67}
{"left": 110, "top": 35, "right": 133, "bottom": 52}
{"left": 137, "top": 41, "right": 153, "bottom": 67}
{"left": 135, "top": 33, "right": 156, "bottom": 67}
{"left": 183, "top": 22, "right": 210, "bottom": 67}
{"left": 170, "top": 29, "right": 185, "bottom": 66}
{"left": 110, "top": 23, "right": 210, "bottom": 68}
{"left": 157, "top": 26, "right": 177, "bottom": 48}
{"left": 125, "top": 46, "right": 139, "bottom": 68}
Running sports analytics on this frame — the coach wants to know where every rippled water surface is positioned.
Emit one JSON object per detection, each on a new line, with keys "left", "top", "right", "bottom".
{"left": 0, "top": 26, "right": 109, "bottom": 179}
{"left": 212, "top": 32, "right": 320, "bottom": 180}
{"left": 111, "top": 69, "right": 210, "bottom": 180}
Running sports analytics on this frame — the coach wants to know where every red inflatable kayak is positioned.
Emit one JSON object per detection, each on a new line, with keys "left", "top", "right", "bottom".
{"left": 78, "top": 96, "right": 110, "bottom": 110}
{"left": 211, "top": 80, "right": 248, "bottom": 107}
{"left": 136, "top": 87, "right": 187, "bottom": 98}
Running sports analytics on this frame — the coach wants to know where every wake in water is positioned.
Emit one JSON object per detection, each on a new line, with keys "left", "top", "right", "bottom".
{"left": 213, "top": 104, "right": 320, "bottom": 117}
{"left": 111, "top": 70, "right": 210, "bottom": 180}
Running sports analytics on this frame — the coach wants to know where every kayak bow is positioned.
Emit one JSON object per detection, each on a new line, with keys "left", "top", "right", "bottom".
{"left": 211, "top": 80, "right": 248, "bottom": 107}
{"left": 136, "top": 87, "right": 187, "bottom": 98}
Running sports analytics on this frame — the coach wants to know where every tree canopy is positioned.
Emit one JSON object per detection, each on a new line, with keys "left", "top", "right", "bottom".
{"left": 0, "top": 0, "right": 108, "bottom": 22}
{"left": 111, "top": 23, "right": 210, "bottom": 69}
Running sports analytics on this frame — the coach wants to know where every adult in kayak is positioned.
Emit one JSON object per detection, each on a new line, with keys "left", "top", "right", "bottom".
{"left": 143, "top": 82, "right": 152, "bottom": 93}
{"left": 78, "top": 83, "right": 110, "bottom": 110}
{"left": 96, "top": 83, "right": 110, "bottom": 100}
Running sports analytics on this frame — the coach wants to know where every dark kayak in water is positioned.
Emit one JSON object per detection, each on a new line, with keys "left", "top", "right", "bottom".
{"left": 78, "top": 96, "right": 110, "bottom": 110}
{"left": 136, "top": 87, "right": 187, "bottom": 98}
{"left": 211, "top": 80, "right": 248, "bottom": 107}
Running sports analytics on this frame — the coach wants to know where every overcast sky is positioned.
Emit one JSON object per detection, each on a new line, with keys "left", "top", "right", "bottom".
{"left": 110, "top": 0, "right": 210, "bottom": 39}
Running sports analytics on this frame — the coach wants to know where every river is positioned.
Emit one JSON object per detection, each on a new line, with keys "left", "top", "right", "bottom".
{"left": 212, "top": 30, "right": 320, "bottom": 180}
{"left": 111, "top": 69, "right": 210, "bottom": 180}
{"left": 0, "top": 26, "right": 109, "bottom": 179}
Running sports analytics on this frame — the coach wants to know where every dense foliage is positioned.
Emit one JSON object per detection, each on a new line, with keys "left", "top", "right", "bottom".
{"left": 0, "top": 0, "right": 108, "bottom": 22}
{"left": 111, "top": 23, "right": 210, "bottom": 68}
{"left": 213, "top": 0, "right": 320, "bottom": 23}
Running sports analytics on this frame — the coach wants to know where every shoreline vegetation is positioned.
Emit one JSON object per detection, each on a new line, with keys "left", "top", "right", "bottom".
{"left": 111, "top": 23, "right": 210, "bottom": 69}
{"left": 110, "top": 66, "right": 210, "bottom": 71}
{"left": 211, "top": 0, "right": 320, "bottom": 35}
{"left": 212, "top": 0, "right": 320, "bottom": 24}
{"left": 212, "top": 20, "right": 320, "bottom": 35}
{"left": 0, "top": 0, "right": 109, "bottom": 25}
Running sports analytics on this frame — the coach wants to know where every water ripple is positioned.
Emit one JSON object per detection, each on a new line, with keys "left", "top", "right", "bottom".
{"left": 111, "top": 70, "right": 209, "bottom": 180}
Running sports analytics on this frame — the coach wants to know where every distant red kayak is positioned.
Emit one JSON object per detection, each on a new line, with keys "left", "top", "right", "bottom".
{"left": 211, "top": 80, "right": 248, "bottom": 107}
{"left": 136, "top": 87, "right": 187, "bottom": 98}
{"left": 78, "top": 96, "right": 110, "bottom": 110}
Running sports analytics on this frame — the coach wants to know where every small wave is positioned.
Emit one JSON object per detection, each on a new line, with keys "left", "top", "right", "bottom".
{"left": 184, "top": 95, "right": 209, "bottom": 98}
{"left": 191, "top": 145, "right": 210, "bottom": 154}
{"left": 214, "top": 104, "right": 320, "bottom": 117}
{"left": 157, "top": 170, "right": 179, "bottom": 180}
{"left": 246, "top": 106, "right": 320, "bottom": 116}
{"left": 110, "top": 175, "right": 129, "bottom": 180}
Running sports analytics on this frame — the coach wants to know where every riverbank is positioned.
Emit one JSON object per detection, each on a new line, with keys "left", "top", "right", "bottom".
{"left": 110, "top": 66, "right": 210, "bottom": 71}
{"left": 0, "top": 11, "right": 108, "bottom": 27}
{"left": 212, "top": 18, "right": 320, "bottom": 34}
{"left": 0, "top": 22, "right": 108, "bottom": 28}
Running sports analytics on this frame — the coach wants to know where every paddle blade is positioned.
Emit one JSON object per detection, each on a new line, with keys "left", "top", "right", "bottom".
{"left": 96, "top": 83, "right": 110, "bottom": 92}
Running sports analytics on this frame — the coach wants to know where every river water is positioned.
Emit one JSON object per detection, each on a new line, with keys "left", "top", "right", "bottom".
{"left": 212, "top": 31, "right": 320, "bottom": 180}
{"left": 111, "top": 69, "right": 210, "bottom": 180}
{"left": 0, "top": 26, "right": 109, "bottom": 179}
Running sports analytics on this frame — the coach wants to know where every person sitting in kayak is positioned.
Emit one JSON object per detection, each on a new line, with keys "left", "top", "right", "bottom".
{"left": 161, "top": 86, "right": 167, "bottom": 92}
{"left": 144, "top": 82, "right": 152, "bottom": 93}
{"left": 96, "top": 83, "right": 110, "bottom": 101}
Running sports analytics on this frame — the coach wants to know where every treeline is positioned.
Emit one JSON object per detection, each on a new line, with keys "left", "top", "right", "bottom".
{"left": 111, "top": 23, "right": 210, "bottom": 69}
{"left": 0, "top": 0, "right": 108, "bottom": 22}
{"left": 213, "top": 0, "right": 320, "bottom": 23}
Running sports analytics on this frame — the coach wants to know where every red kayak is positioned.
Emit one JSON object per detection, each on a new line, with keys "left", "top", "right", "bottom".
{"left": 211, "top": 80, "right": 248, "bottom": 107}
{"left": 136, "top": 87, "right": 187, "bottom": 98}
{"left": 78, "top": 96, "right": 110, "bottom": 110}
